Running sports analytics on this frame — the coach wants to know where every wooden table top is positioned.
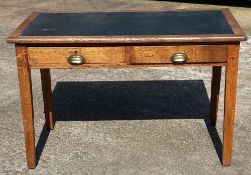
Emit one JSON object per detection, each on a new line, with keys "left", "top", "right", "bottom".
{"left": 7, "top": 9, "right": 246, "bottom": 44}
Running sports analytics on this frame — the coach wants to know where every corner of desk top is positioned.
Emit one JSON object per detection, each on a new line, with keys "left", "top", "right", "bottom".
{"left": 6, "top": 12, "right": 39, "bottom": 44}
{"left": 221, "top": 8, "right": 247, "bottom": 41}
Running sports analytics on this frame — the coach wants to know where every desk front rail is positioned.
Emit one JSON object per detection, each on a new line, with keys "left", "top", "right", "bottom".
{"left": 26, "top": 45, "right": 228, "bottom": 68}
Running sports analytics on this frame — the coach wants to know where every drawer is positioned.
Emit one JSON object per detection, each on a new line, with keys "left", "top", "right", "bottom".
{"left": 128, "top": 45, "right": 228, "bottom": 64}
{"left": 27, "top": 47, "right": 126, "bottom": 67}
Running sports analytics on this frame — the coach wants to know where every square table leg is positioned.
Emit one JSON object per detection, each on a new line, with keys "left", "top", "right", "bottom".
{"left": 16, "top": 45, "right": 36, "bottom": 169}
{"left": 210, "top": 66, "right": 222, "bottom": 126}
{"left": 40, "top": 69, "right": 54, "bottom": 130}
{"left": 222, "top": 44, "right": 240, "bottom": 166}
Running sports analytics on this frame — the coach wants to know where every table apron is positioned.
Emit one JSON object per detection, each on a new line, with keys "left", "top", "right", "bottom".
{"left": 26, "top": 45, "right": 228, "bottom": 68}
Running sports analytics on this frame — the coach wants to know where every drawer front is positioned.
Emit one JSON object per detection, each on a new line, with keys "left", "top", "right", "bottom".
{"left": 28, "top": 47, "right": 126, "bottom": 67}
{"left": 128, "top": 45, "right": 227, "bottom": 64}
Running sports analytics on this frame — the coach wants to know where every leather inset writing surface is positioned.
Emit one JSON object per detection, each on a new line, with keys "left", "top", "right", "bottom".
{"left": 21, "top": 11, "right": 234, "bottom": 36}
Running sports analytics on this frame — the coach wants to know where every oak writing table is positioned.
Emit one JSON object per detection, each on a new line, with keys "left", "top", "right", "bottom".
{"left": 6, "top": 9, "right": 246, "bottom": 169}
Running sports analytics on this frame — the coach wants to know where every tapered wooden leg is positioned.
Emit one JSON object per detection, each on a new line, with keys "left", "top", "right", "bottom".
{"left": 40, "top": 69, "right": 54, "bottom": 130}
{"left": 222, "top": 44, "right": 240, "bottom": 166}
{"left": 16, "top": 45, "right": 36, "bottom": 169}
{"left": 210, "top": 66, "right": 222, "bottom": 126}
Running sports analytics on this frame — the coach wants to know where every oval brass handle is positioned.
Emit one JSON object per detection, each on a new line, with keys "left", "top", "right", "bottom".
{"left": 170, "top": 53, "right": 188, "bottom": 64}
{"left": 67, "top": 51, "right": 86, "bottom": 65}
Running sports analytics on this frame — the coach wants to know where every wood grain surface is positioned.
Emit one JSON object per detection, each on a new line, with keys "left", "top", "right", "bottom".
{"left": 28, "top": 47, "right": 126, "bottom": 67}
{"left": 40, "top": 69, "right": 54, "bottom": 130}
{"left": 210, "top": 66, "right": 222, "bottom": 126}
{"left": 27, "top": 45, "right": 228, "bottom": 68}
{"left": 128, "top": 45, "right": 228, "bottom": 64}
{"left": 16, "top": 45, "right": 36, "bottom": 169}
{"left": 222, "top": 44, "right": 240, "bottom": 166}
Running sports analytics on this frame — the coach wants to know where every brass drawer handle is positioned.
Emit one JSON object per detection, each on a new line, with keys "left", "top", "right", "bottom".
{"left": 67, "top": 51, "right": 86, "bottom": 65}
{"left": 170, "top": 53, "right": 188, "bottom": 64}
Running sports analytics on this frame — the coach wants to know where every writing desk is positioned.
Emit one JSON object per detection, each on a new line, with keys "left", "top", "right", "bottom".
{"left": 7, "top": 9, "right": 246, "bottom": 168}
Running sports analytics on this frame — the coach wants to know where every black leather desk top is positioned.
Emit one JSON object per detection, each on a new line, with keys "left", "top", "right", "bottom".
{"left": 21, "top": 11, "right": 234, "bottom": 36}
